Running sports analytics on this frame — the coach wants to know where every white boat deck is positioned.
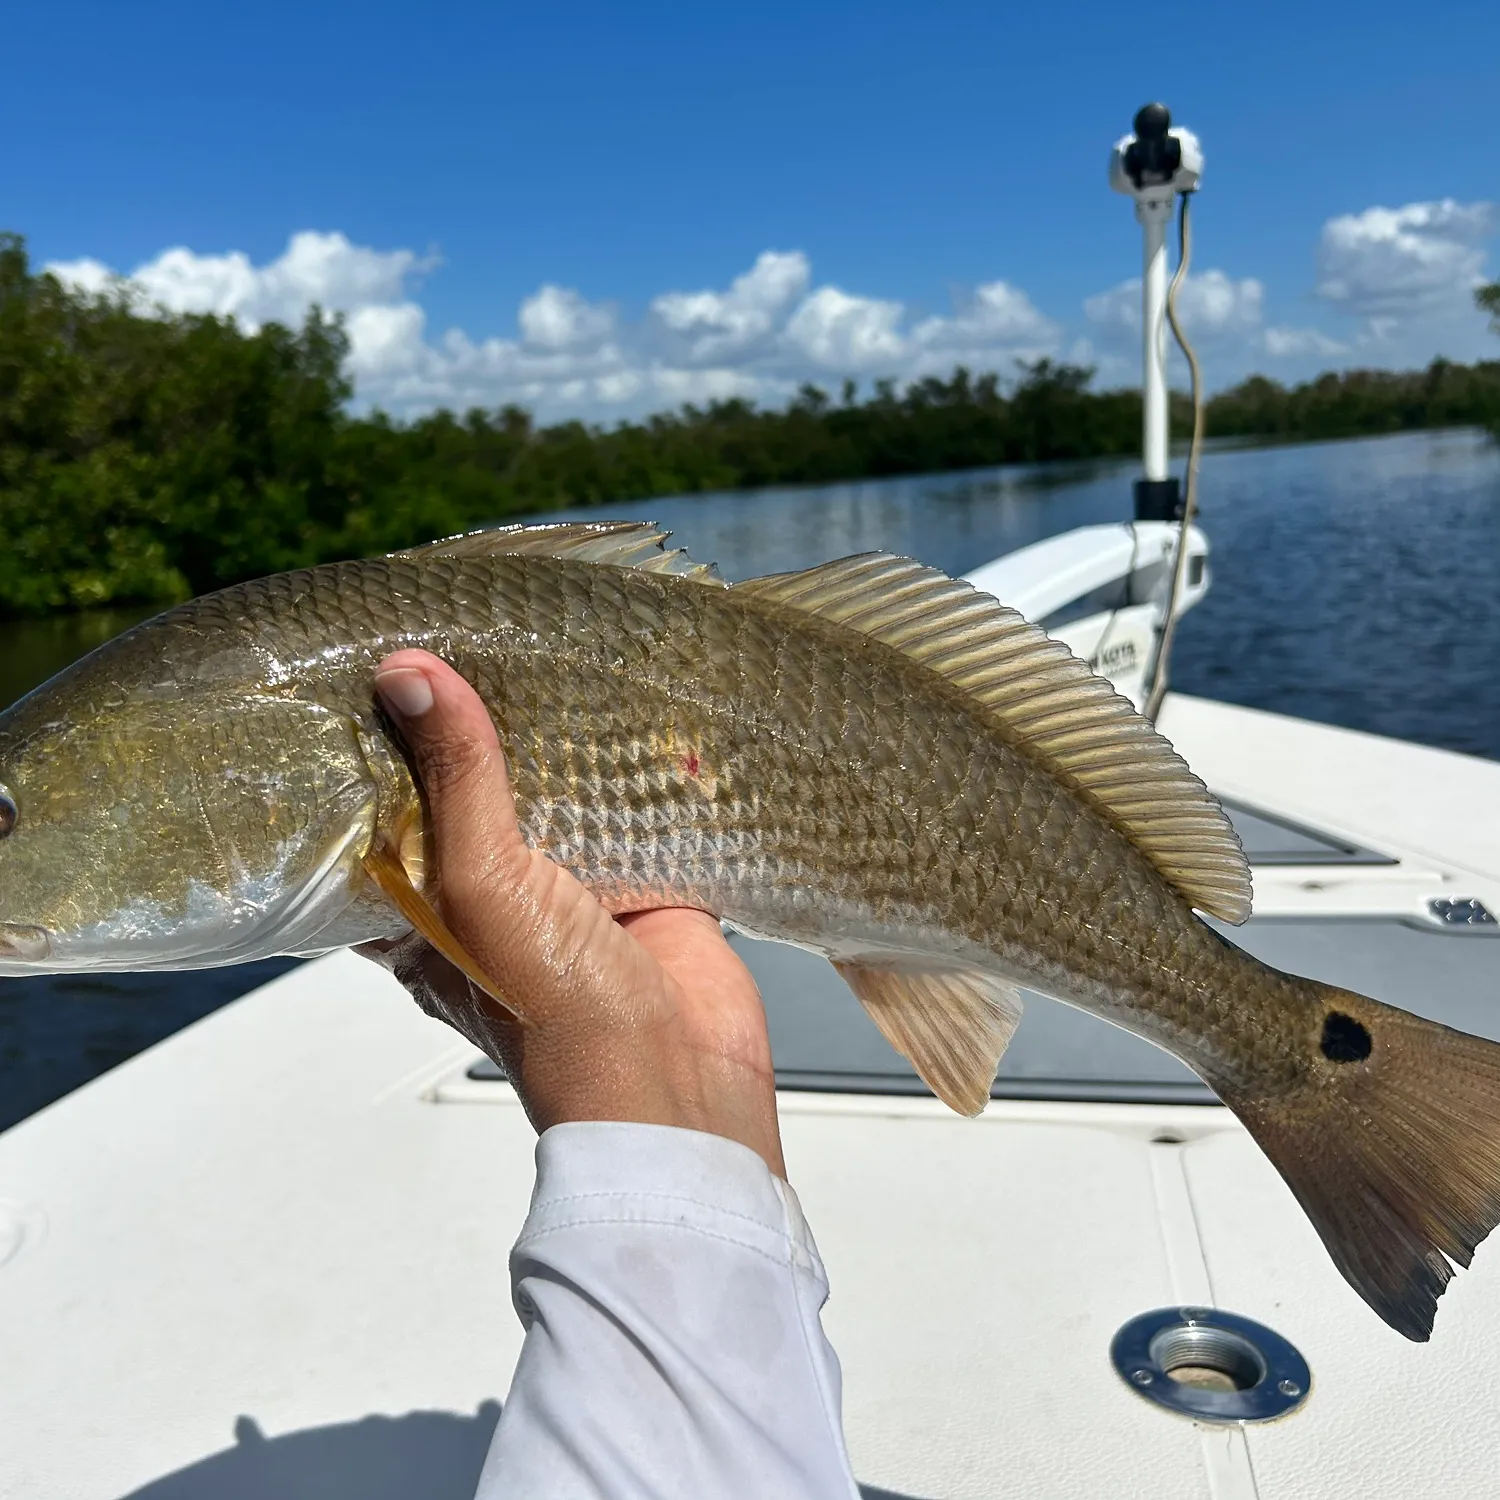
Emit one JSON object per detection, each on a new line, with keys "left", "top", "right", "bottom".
{"left": 3, "top": 693, "right": 1499, "bottom": 1498}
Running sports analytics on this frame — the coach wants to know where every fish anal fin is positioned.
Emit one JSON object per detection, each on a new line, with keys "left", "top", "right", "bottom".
{"left": 405, "top": 522, "right": 725, "bottom": 585}
{"left": 736, "top": 553, "right": 1251, "bottom": 924}
{"left": 362, "top": 839, "right": 529, "bottom": 1026}
{"left": 833, "top": 959, "right": 1022, "bottom": 1116}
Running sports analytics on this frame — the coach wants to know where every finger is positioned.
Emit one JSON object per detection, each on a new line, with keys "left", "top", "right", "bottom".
{"left": 372, "top": 651, "right": 673, "bottom": 1068}
{"left": 373, "top": 650, "right": 530, "bottom": 906}
{"left": 372, "top": 650, "right": 552, "bottom": 1063}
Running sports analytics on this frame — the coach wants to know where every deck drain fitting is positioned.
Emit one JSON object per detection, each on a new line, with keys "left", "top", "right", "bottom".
{"left": 1110, "top": 1307, "right": 1310, "bottom": 1423}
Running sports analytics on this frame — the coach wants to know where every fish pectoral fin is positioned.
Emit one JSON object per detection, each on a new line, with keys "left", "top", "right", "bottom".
{"left": 833, "top": 959, "right": 1022, "bottom": 1117}
{"left": 361, "top": 840, "right": 530, "bottom": 1026}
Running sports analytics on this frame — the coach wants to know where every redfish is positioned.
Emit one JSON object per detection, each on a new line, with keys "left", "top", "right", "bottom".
{"left": 1, "top": 520, "right": 1497, "bottom": 1341}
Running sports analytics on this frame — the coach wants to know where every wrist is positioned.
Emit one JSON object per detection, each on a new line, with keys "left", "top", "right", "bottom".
{"left": 516, "top": 1043, "right": 786, "bottom": 1178}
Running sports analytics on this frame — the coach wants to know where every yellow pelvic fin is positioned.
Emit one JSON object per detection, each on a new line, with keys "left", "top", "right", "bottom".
{"left": 362, "top": 839, "right": 529, "bottom": 1026}
{"left": 834, "top": 959, "right": 1023, "bottom": 1117}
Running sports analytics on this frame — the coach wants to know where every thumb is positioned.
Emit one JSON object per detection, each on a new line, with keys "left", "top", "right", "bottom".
{"left": 372, "top": 649, "right": 531, "bottom": 913}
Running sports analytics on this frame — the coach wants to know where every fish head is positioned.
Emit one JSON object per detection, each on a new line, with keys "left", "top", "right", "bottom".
{"left": 0, "top": 624, "right": 385, "bottom": 974}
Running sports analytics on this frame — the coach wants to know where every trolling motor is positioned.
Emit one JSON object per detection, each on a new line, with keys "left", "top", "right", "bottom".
{"left": 1109, "top": 103, "right": 1203, "bottom": 521}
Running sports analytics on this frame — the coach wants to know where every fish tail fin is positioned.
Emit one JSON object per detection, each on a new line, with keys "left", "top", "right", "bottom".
{"left": 1215, "top": 981, "right": 1500, "bottom": 1341}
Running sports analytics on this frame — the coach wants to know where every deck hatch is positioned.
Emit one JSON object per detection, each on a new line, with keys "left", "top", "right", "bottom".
{"left": 1219, "top": 798, "right": 1395, "bottom": 866}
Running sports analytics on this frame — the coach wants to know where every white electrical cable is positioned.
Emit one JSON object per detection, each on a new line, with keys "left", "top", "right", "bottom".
{"left": 1144, "top": 191, "right": 1205, "bottom": 722}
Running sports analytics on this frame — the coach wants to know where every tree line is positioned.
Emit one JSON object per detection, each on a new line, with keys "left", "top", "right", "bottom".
{"left": 1, "top": 232, "right": 1497, "bottom": 617}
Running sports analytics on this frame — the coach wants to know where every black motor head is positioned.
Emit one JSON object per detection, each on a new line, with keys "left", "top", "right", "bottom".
{"left": 1134, "top": 102, "right": 1172, "bottom": 139}
{"left": 1123, "top": 101, "right": 1182, "bottom": 189}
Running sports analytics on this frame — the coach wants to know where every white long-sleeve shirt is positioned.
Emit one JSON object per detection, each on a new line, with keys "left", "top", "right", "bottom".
{"left": 473, "top": 1121, "right": 862, "bottom": 1500}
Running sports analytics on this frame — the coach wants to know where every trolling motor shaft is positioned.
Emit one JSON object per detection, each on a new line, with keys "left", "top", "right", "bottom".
{"left": 1109, "top": 103, "right": 1203, "bottom": 521}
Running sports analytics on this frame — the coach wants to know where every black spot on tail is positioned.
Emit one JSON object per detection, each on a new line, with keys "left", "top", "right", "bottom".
{"left": 1322, "top": 1011, "right": 1372, "bottom": 1063}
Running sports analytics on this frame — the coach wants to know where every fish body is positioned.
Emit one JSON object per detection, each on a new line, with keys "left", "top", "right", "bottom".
{"left": 2, "top": 521, "right": 1499, "bottom": 1342}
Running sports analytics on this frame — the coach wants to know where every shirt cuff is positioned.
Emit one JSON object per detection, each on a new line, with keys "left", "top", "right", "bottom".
{"left": 517, "top": 1121, "right": 826, "bottom": 1289}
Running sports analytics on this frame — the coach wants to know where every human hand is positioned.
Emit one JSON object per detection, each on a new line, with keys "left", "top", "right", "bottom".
{"left": 356, "top": 649, "right": 786, "bottom": 1178}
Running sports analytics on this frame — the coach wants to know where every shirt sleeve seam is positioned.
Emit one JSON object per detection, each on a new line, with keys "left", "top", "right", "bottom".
{"left": 514, "top": 1214, "right": 817, "bottom": 1273}
{"left": 529, "top": 1188, "right": 784, "bottom": 1235}
{"left": 780, "top": 1195, "right": 862, "bottom": 1497}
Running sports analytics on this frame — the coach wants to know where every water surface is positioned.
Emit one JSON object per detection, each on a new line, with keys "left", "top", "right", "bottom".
{"left": 543, "top": 427, "right": 1500, "bottom": 760}
{"left": 2, "top": 427, "right": 1496, "bottom": 1130}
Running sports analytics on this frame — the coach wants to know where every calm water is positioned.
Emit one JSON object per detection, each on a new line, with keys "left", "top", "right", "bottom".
{"left": 2, "top": 427, "right": 1497, "bottom": 1130}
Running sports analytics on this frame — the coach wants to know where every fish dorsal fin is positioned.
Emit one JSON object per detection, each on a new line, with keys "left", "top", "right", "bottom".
{"left": 834, "top": 959, "right": 1023, "bottom": 1116}
{"left": 407, "top": 521, "right": 726, "bottom": 583}
{"left": 736, "top": 554, "right": 1251, "bottom": 923}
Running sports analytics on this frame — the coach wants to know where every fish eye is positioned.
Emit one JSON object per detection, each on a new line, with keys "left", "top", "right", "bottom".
{"left": 0, "top": 791, "right": 14, "bottom": 838}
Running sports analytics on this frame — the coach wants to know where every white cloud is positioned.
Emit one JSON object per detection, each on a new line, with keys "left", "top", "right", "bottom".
{"left": 1081, "top": 268, "right": 1286, "bottom": 387}
{"left": 57, "top": 232, "right": 430, "bottom": 330}
{"left": 518, "top": 284, "right": 615, "bottom": 351}
{"left": 1080, "top": 280, "right": 1136, "bottom": 336}
{"left": 42, "top": 197, "right": 1497, "bottom": 420}
{"left": 1084, "top": 269, "right": 1265, "bottom": 337}
{"left": 1263, "top": 325, "right": 1349, "bottom": 359}
{"left": 345, "top": 303, "right": 429, "bottom": 381}
{"left": 783, "top": 286, "right": 906, "bottom": 369}
{"left": 44, "top": 255, "right": 114, "bottom": 297}
{"left": 913, "top": 280, "right": 1058, "bottom": 352}
{"left": 1293, "top": 198, "right": 1499, "bottom": 369}
{"left": 1078, "top": 201, "right": 1495, "bottom": 372}
{"left": 651, "top": 250, "right": 810, "bottom": 361}
{"left": 1183, "top": 271, "right": 1266, "bottom": 335}
{"left": 132, "top": 246, "right": 262, "bottom": 318}
{"left": 46, "top": 235, "right": 1066, "bottom": 418}
{"left": 1077, "top": 221, "right": 1498, "bottom": 380}
{"left": 1317, "top": 200, "right": 1495, "bottom": 317}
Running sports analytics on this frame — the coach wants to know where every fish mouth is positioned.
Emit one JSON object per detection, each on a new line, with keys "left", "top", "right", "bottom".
{"left": 0, "top": 923, "right": 53, "bottom": 962}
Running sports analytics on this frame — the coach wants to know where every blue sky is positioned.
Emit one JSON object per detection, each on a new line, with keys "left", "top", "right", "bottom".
{"left": 5, "top": 0, "right": 1496, "bottom": 418}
